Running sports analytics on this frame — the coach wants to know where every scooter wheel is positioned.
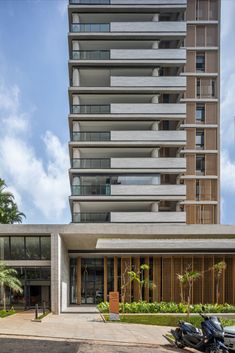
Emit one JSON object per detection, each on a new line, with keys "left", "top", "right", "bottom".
{"left": 175, "top": 340, "right": 185, "bottom": 349}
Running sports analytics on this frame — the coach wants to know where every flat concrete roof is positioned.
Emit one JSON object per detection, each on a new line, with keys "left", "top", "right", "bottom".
{"left": 0, "top": 224, "right": 235, "bottom": 237}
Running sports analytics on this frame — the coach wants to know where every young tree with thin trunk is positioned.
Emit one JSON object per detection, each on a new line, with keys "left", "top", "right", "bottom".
{"left": 128, "top": 264, "right": 151, "bottom": 302}
{"left": 212, "top": 261, "right": 227, "bottom": 304}
{"left": 0, "top": 262, "right": 23, "bottom": 310}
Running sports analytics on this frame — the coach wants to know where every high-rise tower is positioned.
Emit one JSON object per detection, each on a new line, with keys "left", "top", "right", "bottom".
{"left": 68, "top": 0, "right": 220, "bottom": 225}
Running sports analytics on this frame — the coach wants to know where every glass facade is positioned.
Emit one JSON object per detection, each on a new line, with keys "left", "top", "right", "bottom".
{"left": 1, "top": 267, "right": 51, "bottom": 309}
{"left": 0, "top": 236, "right": 51, "bottom": 261}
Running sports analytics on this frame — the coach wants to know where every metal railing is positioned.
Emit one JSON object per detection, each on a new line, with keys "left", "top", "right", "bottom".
{"left": 70, "top": 0, "right": 110, "bottom": 4}
{"left": 72, "top": 212, "right": 110, "bottom": 223}
{"left": 71, "top": 104, "right": 110, "bottom": 114}
{"left": 72, "top": 131, "right": 110, "bottom": 141}
{"left": 72, "top": 50, "right": 110, "bottom": 60}
{"left": 72, "top": 158, "right": 111, "bottom": 169}
{"left": 71, "top": 23, "right": 110, "bottom": 33}
{"left": 72, "top": 184, "right": 111, "bottom": 195}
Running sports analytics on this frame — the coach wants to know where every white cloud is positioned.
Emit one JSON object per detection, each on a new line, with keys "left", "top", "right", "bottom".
{"left": 0, "top": 82, "right": 70, "bottom": 222}
{"left": 221, "top": 151, "right": 235, "bottom": 192}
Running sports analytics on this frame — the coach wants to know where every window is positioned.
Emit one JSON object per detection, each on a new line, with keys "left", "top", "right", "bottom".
{"left": 10, "top": 237, "right": 25, "bottom": 260}
{"left": 197, "top": 78, "right": 216, "bottom": 98}
{"left": 40, "top": 237, "right": 51, "bottom": 260}
{"left": 196, "top": 104, "right": 205, "bottom": 123}
{"left": 196, "top": 155, "right": 205, "bottom": 174}
{"left": 196, "top": 130, "right": 204, "bottom": 149}
{"left": 196, "top": 53, "right": 205, "bottom": 72}
{"left": 25, "top": 237, "right": 40, "bottom": 260}
{"left": 196, "top": 180, "right": 200, "bottom": 201}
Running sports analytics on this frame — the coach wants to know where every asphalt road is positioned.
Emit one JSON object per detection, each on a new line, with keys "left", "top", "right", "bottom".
{"left": 0, "top": 337, "right": 182, "bottom": 353}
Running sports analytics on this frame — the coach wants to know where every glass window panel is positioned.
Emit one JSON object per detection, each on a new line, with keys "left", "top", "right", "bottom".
{"left": 25, "top": 237, "right": 40, "bottom": 260}
{"left": 10, "top": 237, "right": 25, "bottom": 260}
{"left": 0, "top": 237, "right": 10, "bottom": 260}
{"left": 40, "top": 237, "right": 51, "bottom": 260}
{"left": 196, "top": 53, "right": 205, "bottom": 72}
{"left": 196, "top": 104, "right": 205, "bottom": 122}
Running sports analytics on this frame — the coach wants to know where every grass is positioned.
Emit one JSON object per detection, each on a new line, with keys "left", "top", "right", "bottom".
{"left": 0, "top": 309, "right": 16, "bottom": 318}
{"left": 35, "top": 310, "right": 50, "bottom": 320}
{"left": 104, "top": 314, "right": 235, "bottom": 328}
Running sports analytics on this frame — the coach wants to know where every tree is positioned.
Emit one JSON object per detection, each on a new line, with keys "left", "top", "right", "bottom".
{"left": 128, "top": 264, "right": 151, "bottom": 302}
{"left": 212, "top": 261, "right": 227, "bottom": 304}
{"left": 176, "top": 273, "right": 187, "bottom": 304}
{"left": 177, "top": 267, "right": 201, "bottom": 317}
{"left": 0, "top": 179, "right": 25, "bottom": 224}
{"left": 0, "top": 262, "right": 23, "bottom": 310}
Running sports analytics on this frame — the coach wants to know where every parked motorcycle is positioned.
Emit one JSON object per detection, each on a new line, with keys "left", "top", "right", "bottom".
{"left": 171, "top": 312, "right": 229, "bottom": 353}
{"left": 224, "top": 325, "right": 235, "bottom": 351}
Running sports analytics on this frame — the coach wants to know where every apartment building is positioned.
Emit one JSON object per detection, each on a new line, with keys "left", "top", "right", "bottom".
{"left": 0, "top": 0, "right": 225, "bottom": 312}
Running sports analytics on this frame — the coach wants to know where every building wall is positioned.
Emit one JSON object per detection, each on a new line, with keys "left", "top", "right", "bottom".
{"left": 184, "top": 0, "right": 220, "bottom": 224}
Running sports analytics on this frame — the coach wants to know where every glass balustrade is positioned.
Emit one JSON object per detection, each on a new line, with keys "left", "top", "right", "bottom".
{"left": 71, "top": 23, "right": 110, "bottom": 33}
{"left": 72, "top": 104, "right": 110, "bottom": 114}
{"left": 70, "top": 0, "right": 110, "bottom": 4}
{"left": 72, "top": 50, "right": 110, "bottom": 60}
{"left": 72, "top": 184, "right": 111, "bottom": 195}
{"left": 72, "top": 212, "right": 110, "bottom": 223}
{"left": 72, "top": 158, "right": 111, "bottom": 169}
{"left": 72, "top": 131, "right": 110, "bottom": 141}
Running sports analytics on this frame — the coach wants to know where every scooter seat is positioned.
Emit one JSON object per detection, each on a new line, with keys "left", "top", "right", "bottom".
{"left": 183, "top": 322, "right": 202, "bottom": 334}
{"left": 224, "top": 326, "right": 235, "bottom": 336}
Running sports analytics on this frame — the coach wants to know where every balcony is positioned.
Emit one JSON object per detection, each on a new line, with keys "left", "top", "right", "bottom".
{"left": 72, "top": 104, "right": 110, "bottom": 114}
{"left": 72, "top": 211, "right": 186, "bottom": 223}
{"left": 72, "top": 50, "right": 110, "bottom": 60}
{"left": 71, "top": 23, "right": 110, "bottom": 32}
{"left": 72, "top": 131, "right": 110, "bottom": 141}
{"left": 70, "top": 49, "right": 186, "bottom": 62}
{"left": 72, "top": 212, "right": 110, "bottom": 223}
{"left": 71, "top": 157, "right": 186, "bottom": 171}
{"left": 72, "top": 184, "right": 111, "bottom": 195}
{"left": 71, "top": 130, "right": 186, "bottom": 146}
{"left": 71, "top": 184, "right": 186, "bottom": 197}
{"left": 69, "top": 0, "right": 187, "bottom": 5}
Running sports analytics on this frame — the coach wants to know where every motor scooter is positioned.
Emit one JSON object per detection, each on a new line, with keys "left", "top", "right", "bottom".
{"left": 171, "top": 312, "right": 229, "bottom": 353}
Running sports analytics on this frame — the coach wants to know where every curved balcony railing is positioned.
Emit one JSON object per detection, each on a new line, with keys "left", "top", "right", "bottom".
{"left": 72, "top": 184, "right": 111, "bottom": 195}
{"left": 72, "top": 158, "right": 111, "bottom": 169}
{"left": 71, "top": 23, "right": 110, "bottom": 33}
{"left": 72, "top": 212, "right": 110, "bottom": 223}
{"left": 72, "top": 131, "right": 110, "bottom": 141}
{"left": 72, "top": 50, "right": 110, "bottom": 60}
{"left": 72, "top": 104, "right": 110, "bottom": 114}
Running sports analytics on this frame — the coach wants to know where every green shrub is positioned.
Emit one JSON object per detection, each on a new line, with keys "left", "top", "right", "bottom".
{"left": 97, "top": 301, "right": 235, "bottom": 314}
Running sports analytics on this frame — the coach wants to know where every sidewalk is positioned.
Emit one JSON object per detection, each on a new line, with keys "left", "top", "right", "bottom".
{"left": 0, "top": 310, "right": 170, "bottom": 346}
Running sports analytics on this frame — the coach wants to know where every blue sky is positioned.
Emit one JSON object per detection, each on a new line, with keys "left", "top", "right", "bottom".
{"left": 0, "top": 0, "right": 234, "bottom": 224}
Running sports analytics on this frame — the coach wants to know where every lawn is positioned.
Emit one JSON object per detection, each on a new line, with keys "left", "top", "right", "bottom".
{"left": 103, "top": 314, "right": 235, "bottom": 328}
{"left": 0, "top": 309, "right": 15, "bottom": 318}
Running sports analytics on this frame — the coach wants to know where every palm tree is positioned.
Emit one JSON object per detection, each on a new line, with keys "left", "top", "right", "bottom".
{"left": 0, "top": 262, "right": 23, "bottom": 310}
{"left": 213, "top": 261, "right": 227, "bottom": 304}
{"left": 0, "top": 179, "right": 25, "bottom": 224}
{"left": 128, "top": 264, "right": 152, "bottom": 302}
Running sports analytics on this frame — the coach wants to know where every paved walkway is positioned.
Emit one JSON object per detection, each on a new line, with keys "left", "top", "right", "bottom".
{"left": 0, "top": 310, "right": 170, "bottom": 346}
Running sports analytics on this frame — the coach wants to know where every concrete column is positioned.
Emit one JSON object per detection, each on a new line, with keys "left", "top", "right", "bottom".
{"left": 73, "top": 121, "right": 80, "bottom": 132}
{"left": 73, "top": 148, "right": 80, "bottom": 158}
{"left": 151, "top": 148, "right": 159, "bottom": 157}
{"left": 152, "top": 41, "right": 159, "bottom": 49}
{"left": 152, "top": 68, "right": 160, "bottom": 77}
{"left": 151, "top": 95, "right": 160, "bottom": 104}
{"left": 72, "top": 95, "right": 80, "bottom": 105}
{"left": 50, "top": 233, "right": 61, "bottom": 315}
{"left": 72, "top": 40, "right": 80, "bottom": 51}
{"left": 72, "top": 13, "right": 80, "bottom": 23}
{"left": 176, "top": 202, "right": 182, "bottom": 212}
{"left": 152, "top": 13, "right": 159, "bottom": 21}
{"left": 73, "top": 202, "right": 81, "bottom": 213}
{"left": 72, "top": 68, "right": 80, "bottom": 87}
{"left": 151, "top": 121, "right": 160, "bottom": 131}
{"left": 60, "top": 237, "right": 70, "bottom": 313}
{"left": 151, "top": 202, "right": 159, "bottom": 212}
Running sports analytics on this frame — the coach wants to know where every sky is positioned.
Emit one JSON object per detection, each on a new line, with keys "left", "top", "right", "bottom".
{"left": 0, "top": 0, "right": 234, "bottom": 225}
